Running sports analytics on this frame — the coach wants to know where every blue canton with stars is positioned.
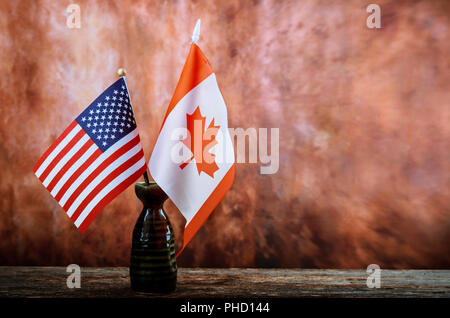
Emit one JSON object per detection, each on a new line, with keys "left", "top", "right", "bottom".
{"left": 76, "top": 78, "right": 137, "bottom": 152}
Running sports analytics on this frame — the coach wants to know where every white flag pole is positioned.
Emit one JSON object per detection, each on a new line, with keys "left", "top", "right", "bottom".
{"left": 192, "top": 19, "right": 201, "bottom": 44}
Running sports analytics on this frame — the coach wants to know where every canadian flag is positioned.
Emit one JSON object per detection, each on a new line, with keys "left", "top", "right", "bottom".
{"left": 149, "top": 20, "right": 235, "bottom": 257}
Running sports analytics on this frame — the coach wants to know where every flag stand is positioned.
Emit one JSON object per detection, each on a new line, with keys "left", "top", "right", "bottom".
{"left": 117, "top": 67, "right": 150, "bottom": 185}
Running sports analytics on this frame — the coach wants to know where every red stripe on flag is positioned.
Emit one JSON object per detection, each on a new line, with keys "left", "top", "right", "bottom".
{"left": 46, "top": 139, "right": 94, "bottom": 192}
{"left": 78, "top": 164, "right": 147, "bottom": 233}
{"left": 176, "top": 164, "right": 235, "bottom": 258}
{"left": 39, "top": 129, "right": 85, "bottom": 183}
{"left": 33, "top": 121, "right": 78, "bottom": 173}
{"left": 62, "top": 135, "right": 141, "bottom": 211}
{"left": 54, "top": 148, "right": 102, "bottom": 201}
{"left": 70, "top": 149, "right": 144, "bottom": 222}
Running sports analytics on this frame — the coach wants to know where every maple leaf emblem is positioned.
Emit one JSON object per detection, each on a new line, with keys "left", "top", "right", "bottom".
{"left": 179, "top": 106, "right": 220, "bottom": 178}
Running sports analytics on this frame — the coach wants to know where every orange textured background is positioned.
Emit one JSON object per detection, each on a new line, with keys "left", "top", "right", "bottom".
{"left": 0, "top": 0, "right": 449, "bottom": 268}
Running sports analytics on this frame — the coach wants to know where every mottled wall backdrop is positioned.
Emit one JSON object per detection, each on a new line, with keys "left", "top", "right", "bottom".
{"left": 0, "top": 0, "right": 449, "bottom": 268}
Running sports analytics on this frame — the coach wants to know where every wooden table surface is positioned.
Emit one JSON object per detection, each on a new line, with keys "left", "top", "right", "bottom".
{"left": 1, "top": 267, "right": 449, "bottom": 298}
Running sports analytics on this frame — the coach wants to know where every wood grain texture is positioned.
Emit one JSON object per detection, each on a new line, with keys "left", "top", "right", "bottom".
{"left": 1, "top": 267, "right": 449, "bottom": 298}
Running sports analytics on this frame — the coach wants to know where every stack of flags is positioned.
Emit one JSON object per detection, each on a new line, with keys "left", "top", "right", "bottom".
{"left": 34, "top": 20, "right": 235, "bottom": 256}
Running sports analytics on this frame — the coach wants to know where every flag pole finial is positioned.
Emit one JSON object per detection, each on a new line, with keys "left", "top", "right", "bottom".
{"left": 117, "top": 68, "right": 127, "bottom": 77}
{"left": 192, "top": 19, "right": 201, "bottom": 44}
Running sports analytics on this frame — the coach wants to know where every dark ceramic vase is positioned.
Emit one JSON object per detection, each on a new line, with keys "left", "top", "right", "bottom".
{"left": 130, "top": 182, "right": 177, "bottom": 293}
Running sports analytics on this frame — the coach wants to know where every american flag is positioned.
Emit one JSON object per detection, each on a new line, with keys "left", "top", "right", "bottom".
{"left": 33, "top": 77, "right": 147, "bottom": 233}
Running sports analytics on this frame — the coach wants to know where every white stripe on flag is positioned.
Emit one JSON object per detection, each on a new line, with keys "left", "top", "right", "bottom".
{"left": 50, "top": 143, "right": 98, "bottom": 197}
{"left": 74, "top": 157, "right": 146, "bottom": 227}
{"left": 42, "top": 134, "right": 90, "bottom": 187}
{"left": 58, "top": 129, "right": 139, "bottom": 207}
{"left": 35, "top": 125, "right": 82, "bottom": 177}
{"left": 66, "top": 143, "right": 142, "bottom": 217}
